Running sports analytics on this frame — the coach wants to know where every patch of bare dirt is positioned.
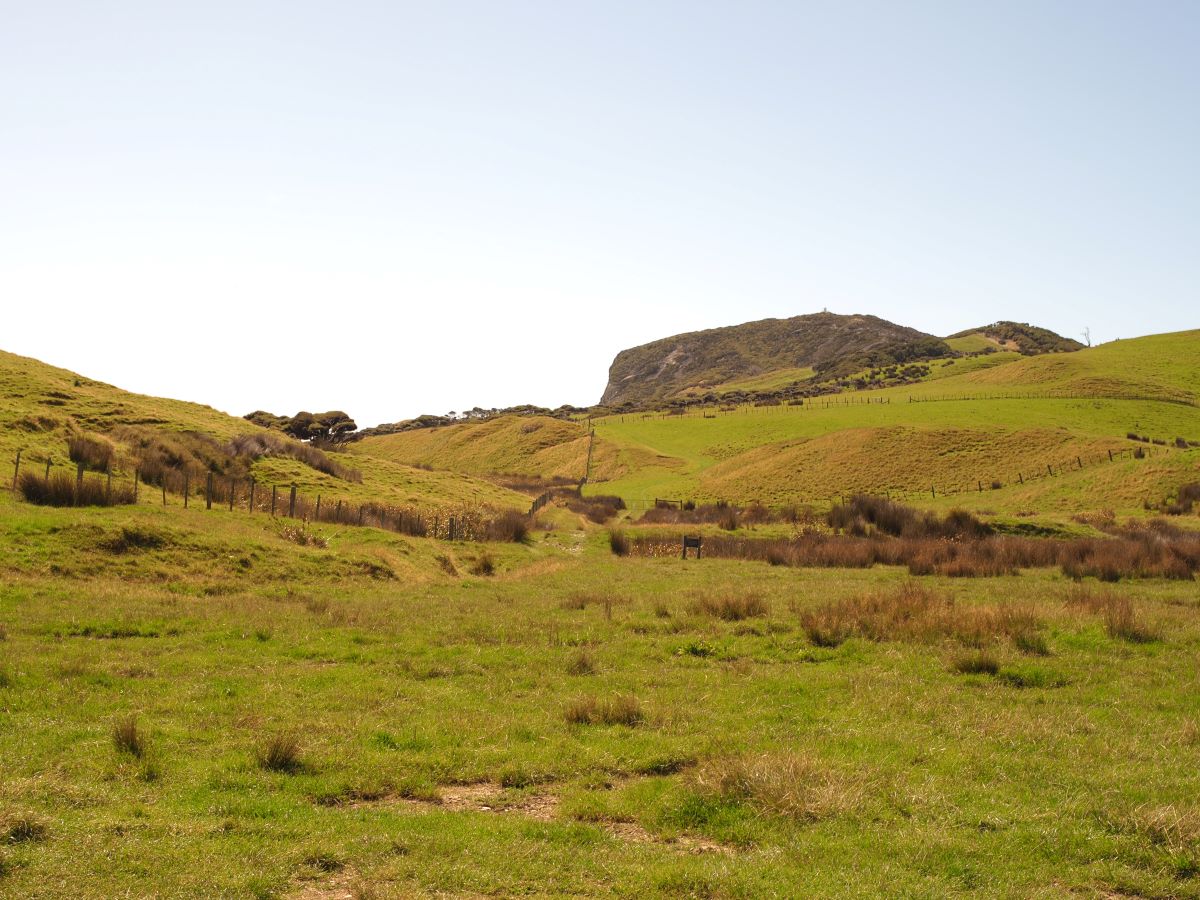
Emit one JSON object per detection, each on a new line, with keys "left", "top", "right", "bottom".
{"left": 603, "top": 820, "right": 733, "bottom": 855}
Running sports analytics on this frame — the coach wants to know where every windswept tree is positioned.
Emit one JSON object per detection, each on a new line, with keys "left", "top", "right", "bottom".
{"left": 243, "top": 409, "right": 357, "bottom": 443}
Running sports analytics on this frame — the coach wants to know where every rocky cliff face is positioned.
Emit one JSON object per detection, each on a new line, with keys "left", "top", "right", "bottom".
{"left": 600, "top": 312, "right": 949, "bottom": 407}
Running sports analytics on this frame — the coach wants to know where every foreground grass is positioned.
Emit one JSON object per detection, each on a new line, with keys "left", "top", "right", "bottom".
{"left": 2, "top": 499, "right": 1200, "bottom": 896}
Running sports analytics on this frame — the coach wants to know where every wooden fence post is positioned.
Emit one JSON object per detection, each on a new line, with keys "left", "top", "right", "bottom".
{"left": 184, "top": 472, "right": 189, "bottom": 508}
{"left": 206, "top": 473, "right": 213, "bottom": 509}
{"left": 1077, "top": 456, "right": 1083, "bottom": 469}
{"left": 106, "top": 469, "right": 112, "bottom": 502}
{"left": 249, "top": 478, "right": 255, "bottom": 512}
{"left": 1018, "top": 472, "right": 1023, "bottom": 484}
{"left": 335, "top": 499, "right": 341, "bottom": 523}
{"left": 271, "top": 485, "right": 277, "bottom": 517}
{"left": 1047, "top": 464, "right": 1053, "bottom": 477}
{"left": 44, "top": 458, "right": 51, "bottom": 480}
{"left": 1108, "top": 449, "right": 1113, "bottom": 461}
{"left": 316, "top": 495, "right": 321, "bottom": 520}
{"left": 289, "top": 485, "right": 296, "bottom": 518}
{"left": 11, "top": 450, "right": 20, "bottom": 491}
{"left": 229, "top": 479, "right": 235, "bottom": 511}
{"left": 162, "top": 479, "right": 167, "bottom": 506}
{"left": 358, "top": 505, "right": 364, "bottom": 526}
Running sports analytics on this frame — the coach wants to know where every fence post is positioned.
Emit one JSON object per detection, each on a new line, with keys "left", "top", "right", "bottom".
{"left": 11, "top": 450, "right": 20, "bottom": 492}
{"left": 271, "top": 485, "right": 277, "bottom": 517}
{"left": 1077, "top": 456, "right": 1082, "bottom": 469}
{"left": 44, "top": 458, "right": 51, "bottom": 480}
{"left": 229, "top": 479, "right": 235, "bottom": 511}
{"left": 358, "top": 505, "right": 363, "bottom": 526}
{"left": 249, "top": 478, "right": 255, "bottom": 513}
{"left": 977, "top": 481, "right": 982, "bottom": 493}
{"left": 106, "top": 469, "right": 112, "bottom": 502}
{"left": 1047, "top": 464, "right": 1053, "bottom": 477}
{"left": 289, "top": 485, "right": 296, "bottom": 518}
{"left": 931, "top": 485, "right": 936, "bottom": 499}
{"left": 206, "top": 473, "right": 213, "bottom": 509}
{"left": 162, "top": 479, "right": 167, "bottom": 506}
{"left": 77, "top": 461, "right": 84, "bottom": 490}
{"left": 184, "top": 472, "right": 189, "bottom": 508}
{"left": 316, "top": 495, "right": 321, "bottom": 520}
{"left": 1108, "top": 449, "right": 1113, "bottom": 462}
{"left": 335, "top": 499, "right": 341, "bottom": 523}
{"left": 134, "top": 468, "right": 139, "bottom": 502}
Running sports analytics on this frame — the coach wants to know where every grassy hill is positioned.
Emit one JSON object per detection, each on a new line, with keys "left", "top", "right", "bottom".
{"left": 581, "top": 331, "right": 1200, "bottom": 515}
{"left": 0, "top": 349, "right": 526, "bottom": 510}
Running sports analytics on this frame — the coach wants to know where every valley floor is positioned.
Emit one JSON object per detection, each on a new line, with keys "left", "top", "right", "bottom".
{"left": 2, "top": 497, "right": 1200, "bottom": 897}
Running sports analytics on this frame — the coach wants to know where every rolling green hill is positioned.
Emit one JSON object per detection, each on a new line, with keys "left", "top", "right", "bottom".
{"left": 582, "top": 331, "right": 1200, "bottom": 514}
{"left": 0, "top": 349, "right": 525, "bottom": 510}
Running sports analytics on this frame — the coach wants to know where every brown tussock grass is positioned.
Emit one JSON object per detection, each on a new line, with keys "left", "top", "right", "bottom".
{"left": 564, "top": 694, "right": 644, "bottom": 727}
{"left": 1064, "top": 586, "right": 1161, "bottom": 643}
{"left": 690, "top": 593, "right": 768, "bottom": 621}
{"left": 798, "top": 582, "right": 1043, "bottom": 649}
{"left": 692, "top": 752, "right": 864, "bottom": 822}
{"left": 113, "top": 715, "right": 145, "bottom": 758}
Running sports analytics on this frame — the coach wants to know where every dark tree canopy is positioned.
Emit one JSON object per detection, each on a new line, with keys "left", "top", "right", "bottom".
{"left": 242, "top": 409, "right": 357, "bottom": 443}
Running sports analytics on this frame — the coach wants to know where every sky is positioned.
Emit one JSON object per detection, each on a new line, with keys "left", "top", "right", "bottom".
{"left": 2, "top": 1, "right": 1197, "bottom": 428}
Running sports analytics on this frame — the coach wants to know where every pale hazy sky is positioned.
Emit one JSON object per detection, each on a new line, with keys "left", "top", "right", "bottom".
{"left": 2, "top": 1, "right": 1197, "bottom": 427}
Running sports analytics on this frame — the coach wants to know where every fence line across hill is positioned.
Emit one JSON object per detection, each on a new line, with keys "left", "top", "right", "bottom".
{"left": 590, "top": 389, "right": 1200, "bottom": 425}
{"left": 603, "top": 441, "right": 1181, "bottom": 513}
{"left": 8, "top": 452, "right": 507, "bottom": 542}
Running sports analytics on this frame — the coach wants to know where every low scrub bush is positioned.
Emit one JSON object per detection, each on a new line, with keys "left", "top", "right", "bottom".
{"left": 564, "top": 694, "right": 644, "bottom": 726}
{"left": 482, "top": 510, "right": 530, "bottom": 543}
{"left": 275, "top": 522, "right": 328, "bottom": 548}
{"left": 566, "top": 494, "right": 625, "bottom": 524}
{"left": 229, "top": 432, "right": 362, "bottom": 482}
{"left": 827, "top": 494, "right": 990, "bottom": 539}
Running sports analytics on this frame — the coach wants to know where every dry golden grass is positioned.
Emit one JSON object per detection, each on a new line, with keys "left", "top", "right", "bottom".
{"left": 798, "top": 582, "right": 1043, "bottom": 649}
{"left": 1064, "top": 586, "right": 1161, "bottom": 643}
{"left": 692, "top": 752, "right": 864, "bottom": 822}
{"left": 564, "top": 694, "right": 643, "bottom": 726}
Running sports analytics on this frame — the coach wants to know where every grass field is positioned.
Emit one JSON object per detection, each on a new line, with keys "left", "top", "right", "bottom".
{"left": 3, "top": 491, "right": 1200, "bottom": 897}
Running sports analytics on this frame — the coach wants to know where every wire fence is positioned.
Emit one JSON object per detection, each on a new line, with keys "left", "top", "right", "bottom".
{"left": 591, "top": 389, "right": 1199, "bottom": 425}
{"left": 8, "top": 452, "right": 515, "bottom": 542}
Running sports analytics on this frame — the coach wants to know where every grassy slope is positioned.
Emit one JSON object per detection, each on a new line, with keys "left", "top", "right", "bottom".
{"left": 0, "top": 349, "right": 525, "bottom": 510}
{"left": 352, "top": 416, "right": 591, "bottom": 481}
{"left": 585, "top": 332, "right": 1200, "bottom": 512}
{"left": 2, "top": 492, "right": 1200, "bottom": 897}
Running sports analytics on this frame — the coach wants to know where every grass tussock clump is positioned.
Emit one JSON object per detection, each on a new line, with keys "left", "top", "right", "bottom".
{"left": 275, "top": 521, "right": 328, "bottom": 548}
{"left": 468, "top": 552, "right": 496, "bottom": 576}
{"left": 18, "top": 472, "right": 135, "bottom": 507}
{"left": 1065, "top": 586, "right": 1161, "bottom": 643}
{"left": 565, "top": 648, "right": 599, "bottom": 676}
{"left": 113, "top": 715, "right": 145, "bottom": 758}
{"left": 483, "top": 510, "right": 530, "bottom": 543}
{"left": 950, "top": 650, "right": 1001, "bottom": 675}
{"left": 258, "top": 732, "right": 302, "bottom": 773}
{"left": 2, "top": 815, "right": 48, "bottom": 845}
{"left": 609, "top": 529, "right": 631, "bottom": 556}
{"left": 692, "top": 752, "right": 862, "bottom": 822}
{"left": 564, "top": 694, "right": 644, "bottom": 727}
{"left": 690, "top": 593, "right": 768, "bottom": 621}
{"left": 67, "top": 432, "right": 117, "bottom": 472}
{"left": 798, "top": 582, "right": 1043, "bottom": 649}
